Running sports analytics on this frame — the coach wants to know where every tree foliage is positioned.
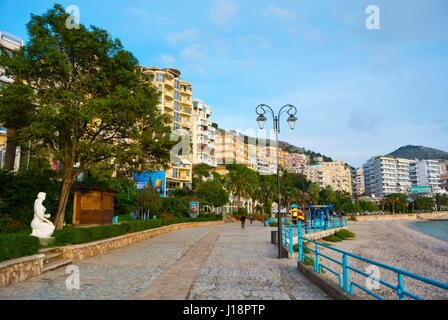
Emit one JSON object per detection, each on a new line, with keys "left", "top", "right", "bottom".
{"left": 0, "top": 4, "right": 176, "bottom": 228}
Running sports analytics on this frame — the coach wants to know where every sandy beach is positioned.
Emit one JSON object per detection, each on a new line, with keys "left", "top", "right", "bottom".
{"left": 313, "top": 219, "right": 448, "bottom": 300}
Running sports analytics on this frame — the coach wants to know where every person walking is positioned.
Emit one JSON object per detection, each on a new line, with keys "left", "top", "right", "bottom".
{"left": 249, "top": 215, "right": 253, "bottom": 225}
{"left": 241, "top": 215, "right": 246, "bottom": 229}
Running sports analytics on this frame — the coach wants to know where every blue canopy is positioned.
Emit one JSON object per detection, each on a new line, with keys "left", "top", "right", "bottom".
{"left": 290, "top": 204, "right": 299, "bottom": 208}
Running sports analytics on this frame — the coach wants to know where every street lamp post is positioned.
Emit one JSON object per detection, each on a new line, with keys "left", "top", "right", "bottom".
{"left": 256, "top": 104, "right": 298, "bottom": 258}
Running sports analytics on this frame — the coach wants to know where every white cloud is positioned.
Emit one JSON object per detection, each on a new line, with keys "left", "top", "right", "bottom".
{"left": 165, "top": 28, "right": 198, "bottom": 45}
{"left": 209, "top": 0, "right": 238, "bottom": 27}
{"left": 159, "top": 54, "right": 176, "bottom": 66}
{"left": 180, "top": 45, "right": 207, "bottom": 61}
{"left": 264, "top": 5, "right": 297, "bottom": 21}
{"left": 236, "top": 34, "right": 271, "bottom": 49}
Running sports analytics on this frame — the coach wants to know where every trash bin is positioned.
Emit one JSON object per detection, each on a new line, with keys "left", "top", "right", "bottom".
{"left": 271, "top": 230, "right": 278, "bottom": 244}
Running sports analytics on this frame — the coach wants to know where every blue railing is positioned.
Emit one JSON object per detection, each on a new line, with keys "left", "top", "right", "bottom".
{"left": 288, "top": 222, "right": 448, "bottom": 300}
{"left": 281, "top": 218, "right": 348, "bottom": 256}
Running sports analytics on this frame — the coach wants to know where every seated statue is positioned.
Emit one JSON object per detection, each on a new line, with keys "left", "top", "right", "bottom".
{"left": 31, "top": 192, "right": 55, "bottom": 238}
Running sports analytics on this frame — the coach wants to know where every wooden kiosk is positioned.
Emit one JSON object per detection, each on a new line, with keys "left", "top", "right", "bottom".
{"left": 72, "top": 186, "right": 117, "bottom": 225}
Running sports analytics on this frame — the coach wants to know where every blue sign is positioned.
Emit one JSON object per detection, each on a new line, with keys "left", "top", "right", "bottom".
{"left": 133, "top": 171, "right": 166, "bottom": 197}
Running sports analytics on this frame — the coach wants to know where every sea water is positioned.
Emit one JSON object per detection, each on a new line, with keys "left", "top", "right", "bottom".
{"left": 408, "top": 220, "right": 448, "bottom": 242}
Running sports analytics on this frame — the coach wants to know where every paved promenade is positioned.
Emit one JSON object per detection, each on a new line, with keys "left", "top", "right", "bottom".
{"left": 0, "top": 223, "right": 329, "bottom": 300}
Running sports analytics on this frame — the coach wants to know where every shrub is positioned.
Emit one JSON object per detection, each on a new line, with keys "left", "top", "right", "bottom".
{"left": 323, "top": 235, "right": 342, "bottom": 242}
{"left": 236, "top": 208, "right": 248, "bottom": 216}
{"left": 293, "top": 244, "right": 311, "bottom": 254}
{"left": 0, "top": 235, "right": 40, "bottom": 262}
{"left": 54, "top": 216, "right": 221, "bottom": 245}
{"left": 334, "top": 229, "right": 355, "bottom": 239}
{"left": 270, "top": 222, "right": 278, "bottom": 227}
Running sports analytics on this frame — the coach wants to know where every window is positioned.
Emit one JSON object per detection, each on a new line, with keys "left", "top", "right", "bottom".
{"left": 174, "top": 79, "right": 180, "bottom": 89}
{"left": 186, "top": 171, "right": 190, "bottom": 177}
{"left": 172, "top": 168, "right": 179, "bottom": 178}
{"left": 158, "top": 84, "right": 162, "bottom": 92}
{"left": 173, "top": 112, "right": 180, "bottom": 122}
{"left": 174, "top": 90, "right": 180, "bottom": 100}
{"left": 174, "top": 101, "right": 179, "bottom": 110}
{"left": 174, "top": 123, "right": 180, "bottom": 130}
{"left": 156, "top": 73, "right": 165, "bottom": 82}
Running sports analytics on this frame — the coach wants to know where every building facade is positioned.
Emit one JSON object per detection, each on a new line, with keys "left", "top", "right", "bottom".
{"left": 363, "top": 156, "right": 411, "bottom": 198}
{"left": 192, "top": 99, "right": 216, "bottom": 167}
{"left": 305, "top": 160, "right": 353, "bottom": 194}
{"left": 409, "top": 159, "right": 442, "bottom": 193}
{"left": 353, "top": 167, "right": 365, "bottom": 196}
{"left": 136, "top": 66, "right": 193, "bottom": 194}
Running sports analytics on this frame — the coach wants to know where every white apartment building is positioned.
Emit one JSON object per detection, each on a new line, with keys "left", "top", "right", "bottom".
{"left": 363, "top": 156, "right": 411, "bottom": 198}
{"left": 409, "top": 159, "right": 442, "bottom": 193}
{"left": 192, "top": 99, "right": 216, "bottom": 167}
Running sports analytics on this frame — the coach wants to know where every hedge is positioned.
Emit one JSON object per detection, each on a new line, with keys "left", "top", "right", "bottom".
{"left": 0, "top": 235, "right": 40, "bottom": 262}
{"left": 54, "top": 216, "right": 222, "bottom": 246}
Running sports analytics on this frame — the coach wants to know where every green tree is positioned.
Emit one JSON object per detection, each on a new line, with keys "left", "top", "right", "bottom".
{"left": 135, "top": 178, "right": 161, "bottom": 218}
{"left": 414, "top": 197, "right": 435, "bottom": 212}
{"left": 196, "top": 180, "right": 229, "bottom": 210}
{"left": 225, "top": 164, "right": 257, "bottom": 211}
{"left": 308, "top": 182, "right": 320, "bottom": 205}
{"left": 0, "top": 4, "right": 176, "bottom": 229}
{"left": 385, "top": 194, "right": 409, "bottom": 214}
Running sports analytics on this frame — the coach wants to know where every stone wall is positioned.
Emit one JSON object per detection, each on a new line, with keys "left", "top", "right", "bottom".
{"left": 62, "top": 220, "right": 223, "bottom": 262}
{"left": 0, "top": 254, "right": 45, "bottom": 288}
{"left": 418, "top": 212, "right": 448, "bottom": 220}
{"left": 354, "top": 212, "right": 448, "bottom": 221}
{"left": 354, "top": 214, "right": 417, "bottom": 221}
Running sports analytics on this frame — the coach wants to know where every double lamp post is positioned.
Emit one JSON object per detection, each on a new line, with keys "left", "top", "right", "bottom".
{"left": 256, "top": 104, "right": 298, "bottom": 258}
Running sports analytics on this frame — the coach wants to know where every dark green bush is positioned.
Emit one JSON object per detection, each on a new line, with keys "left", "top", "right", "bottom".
{"left": 0, "top": 235, "right": 40, "bottom": 262}
{"left": 54, "top": 216, "right": 221, "bottom": 245}
{"left": 0, "top": 168, "right": 67, "bottom": 233}
{"left": 270, "top": 222, "right": 278, "bottom": 227}
{"left": 323, "top": 235, "right": 342, "bottom": 242}
{"left": 293, "top": 244, "right": 311, "bottom": 254}
{"left": 237, "top": 208, "right": 248, "bottom": 216}
{"left": 334, "top": 229, "right": 355, "bottom": 239}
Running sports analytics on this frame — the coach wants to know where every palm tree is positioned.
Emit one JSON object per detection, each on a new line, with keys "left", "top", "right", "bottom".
{"left": 226, "top": 170, "right": 251, "bottom": 211}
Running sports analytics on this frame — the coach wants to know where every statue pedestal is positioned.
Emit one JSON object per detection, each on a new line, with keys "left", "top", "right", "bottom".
{"left": 39, "top": 237, "right": 55, "bottom": 247}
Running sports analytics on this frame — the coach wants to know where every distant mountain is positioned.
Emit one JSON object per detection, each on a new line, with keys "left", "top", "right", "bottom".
{"left": 387, "top": 145, "right": 448, "bottom": 160}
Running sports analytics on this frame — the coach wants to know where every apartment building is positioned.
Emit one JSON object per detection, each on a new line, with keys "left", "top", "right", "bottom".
{"left": 438, "top": 160, "right": 448, "bottom": 191}
{"left": 305, "top": 160, "right": 353, "bottom": 194}
{"left": 353, "top": 167, "right": 365, "bottom": 196}
{"left": 136, "top": 66, "right": 193, "bottom": 193}
{"left": 363, "top": 156, "right": 411, "bottom": 198}
{"left": 285, "top": 153, "right": 309, "bottom": 174}
{"left": 0, "top": 31, "right": 23, "bottom": 169}
{"left": 192, "top": 99, "right": 216, "bottom": 167}
{"left": 409, "top": 159, "right": 442, "bottom": 193}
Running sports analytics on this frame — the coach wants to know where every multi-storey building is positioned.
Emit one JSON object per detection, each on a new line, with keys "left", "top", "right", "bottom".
{"left": 136, "top": 66, "right": 193, "bottom": 193}
{"left": 305, "top": 160, "right": 353, "bottom": 194}
{"left": 215, "top": 129, "right": 237, "bottom": 165}
{"left": 353, "top": 167, "right": 365, "bottom": 196}
{"left": 409, "top": 159, "right": 442, "bottom": 193}
{"left": 285, "top": 153, "right": 309, "bottom": 174}
{"left": 0, "top": 31, "right": 23, "bottom": 169}
{"left": 438, "top": 160, "right": 448, "bottom": 191}
{"left": 363, "top": 156, "right": 411, "bottom": 198}
{"left": 192, "top": 99, "right": 216, "bottom": 167}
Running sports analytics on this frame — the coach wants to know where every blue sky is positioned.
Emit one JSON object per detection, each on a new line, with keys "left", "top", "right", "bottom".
{"left": 1, "top": 0, "right": 447, "bottom": 168}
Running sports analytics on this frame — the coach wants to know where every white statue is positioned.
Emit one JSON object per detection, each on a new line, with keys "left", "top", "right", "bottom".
{"left": 31, "top": 192, "right": 55, "bottom": 238}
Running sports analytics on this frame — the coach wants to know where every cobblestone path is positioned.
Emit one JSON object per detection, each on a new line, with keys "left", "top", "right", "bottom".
{"left": 0, "top": 223, "right": 329, "bottom": 300}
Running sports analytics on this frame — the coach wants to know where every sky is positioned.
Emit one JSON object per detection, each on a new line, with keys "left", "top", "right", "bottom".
{"left": 1, "top": 0, "right": 447, "bottom": 168}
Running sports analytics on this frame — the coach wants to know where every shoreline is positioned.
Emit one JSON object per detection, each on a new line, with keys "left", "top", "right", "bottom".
{"left": 315, "top": 219, "right": 448, "bottom": 300}
{"left": 406, "top": 219, "right": 448, "bottom": 244}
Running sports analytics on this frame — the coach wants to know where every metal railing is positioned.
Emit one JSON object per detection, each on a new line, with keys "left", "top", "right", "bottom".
{"left": 287, "top": 222, "right": 448, "bottom": 300}
{"left": 280, "top": 219, "right": 348, "bottom": 256}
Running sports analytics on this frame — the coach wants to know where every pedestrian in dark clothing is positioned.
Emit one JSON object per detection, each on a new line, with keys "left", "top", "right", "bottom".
{"left": 241, "top": 215, "right": 246, "bottom": 229}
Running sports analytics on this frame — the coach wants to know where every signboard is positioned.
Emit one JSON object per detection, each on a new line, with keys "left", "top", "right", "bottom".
{"left": 189, "top": 202, "right": 199, "bottom": 218}
{"left": 133, "top": 171, "right": 166, "bottom": 197}
{"left": 407, "top": 186, "right": 431, "bottom": 194}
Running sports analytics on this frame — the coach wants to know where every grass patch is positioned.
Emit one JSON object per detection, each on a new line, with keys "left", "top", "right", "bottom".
{"left": 293, "top": 244, "right": 311, "bottom": 254}
{"left": 323, "top": 229, "right": 355, "bottom": 242}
